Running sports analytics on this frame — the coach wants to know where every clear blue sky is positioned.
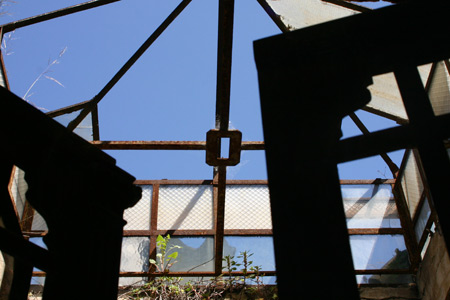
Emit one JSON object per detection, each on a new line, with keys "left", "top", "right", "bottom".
{"left": 1, "top": 0, "right": 402, "bottom": 181}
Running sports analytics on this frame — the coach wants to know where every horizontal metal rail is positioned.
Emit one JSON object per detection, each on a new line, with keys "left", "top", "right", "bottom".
{"left": 1, "top": 0, "right": 120, "bottom": 33}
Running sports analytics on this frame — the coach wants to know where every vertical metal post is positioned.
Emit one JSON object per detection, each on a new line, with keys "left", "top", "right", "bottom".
{"left": 213, "top": 0, "right": 234, "bottom": 275}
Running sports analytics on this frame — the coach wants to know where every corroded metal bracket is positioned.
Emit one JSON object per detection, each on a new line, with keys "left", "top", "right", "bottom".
{"left": 206, "top": 129, "right": 242, "bottom": 166}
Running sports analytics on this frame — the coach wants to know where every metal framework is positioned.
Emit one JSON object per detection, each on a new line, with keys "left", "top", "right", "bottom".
{"left": 23, "top": 179, "right": 420, "bottom": 281}
{"left": 1, "top": 0, "right": 449, "bottom": 298}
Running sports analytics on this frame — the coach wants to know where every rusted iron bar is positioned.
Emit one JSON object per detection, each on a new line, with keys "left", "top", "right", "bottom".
{"left": 349, "top": 112, "right": 399, "bottom": 177}
{"left": 213, "top": 166, "right": 227, "bottom": 275}
{"left": 148, "top": 184, "right": 159, "bottom": 274}
{"left": 347, "top": 228, "right": 403, "bottom": 235}
{"left": 20, "top": 201, "right": 35, "bottom": 232}
{"left": 21, "top": 231, "right": 47, "bottom": 237}
{"left": 67, "top": 0, "right": 192, "bottom": 132}
{"left": 135, "top": 179, "right": 213, "bottom": 185}
{"left": 241, "top": 141, "right": 264, "bottom": 150}
{"left": 154, "top": 229, "right": 273, "bottom": 236}
{"left": 222, "top": 179, "right": 268, "bottom": 185}
{"left": 117, "top": 271, "right": 278, "bottom": 277}
{"left": 45, "top": 100, "right": 91, "bottom": 118}
{"left": 91, "top": 140, "right": 265, "bottom": 150}
{"left": 341, "top": 179, "right": 396, "bottom": 185}
{"left": 215, "top": 0, "right": 235, "bottom": 131}
{"left": 92, "top": 104, "right": 100, "bottom": 140}
{"left": 29, "top": 228, "right": 405, "bottom": 237}
{"left": 1, "top": 0, "right": 120, "bottom": 33}
{"left": 322, "top": 0, "right": 370, "bottom": 12}
{"left": 133, "top": 179, "right": 392, "bottom": 185}
{"left": 152, "top": 229, "right": 215, "bottom": 236}
{"left": 92, "top": 140, "right": 206, "bottom": 150}
{"left": 255, "top": 0, "right": 289, "bottom": 33}
{"left": 122, "top": 230, "right": 152, "bottom": 236}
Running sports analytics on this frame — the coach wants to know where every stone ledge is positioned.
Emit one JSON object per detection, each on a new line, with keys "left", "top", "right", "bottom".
{"left": 359, "top": 286, "right": 420, "bottom": 300}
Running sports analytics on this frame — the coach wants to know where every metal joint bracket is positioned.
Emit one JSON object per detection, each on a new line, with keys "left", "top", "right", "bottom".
{"left": 206, "top": 129, "right": 242, "bottom": 166}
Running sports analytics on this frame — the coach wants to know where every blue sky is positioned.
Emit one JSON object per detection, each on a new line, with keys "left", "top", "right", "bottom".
{"left": 1, "top": 0, "right": 402, "bottom": 181}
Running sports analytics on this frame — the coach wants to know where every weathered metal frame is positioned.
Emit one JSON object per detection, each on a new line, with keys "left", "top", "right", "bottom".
{"left": 1, "top": 0, "right": 445, "bottom": 295}
{"left": 21, "top": 179, "right": 415, "bottom": 284}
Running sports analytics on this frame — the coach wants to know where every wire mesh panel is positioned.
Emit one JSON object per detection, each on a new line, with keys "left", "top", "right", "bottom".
{"left": 31, "top": 211, "right": 48, "bottom": 231}
{"left": 341, "top": 184, "right": 400, "bottom": 228}
{"left": 399, "top": 151, "right": 424, "bottom": 219}
{"left": 119, "top": 237, "right": 150, "bottom": 286}
{"left": 428, "top": 61, "right": 450, "bottom": 116}
{"left": 224, "top": 185, "right": 272, "bottom": 230}
{"left": 123, "top": 185, "right": 152, "bottom": 230}
{"left": 166, "top": 237, "right": 215, "bottom": 272}
{"left": 120, "top": 237, "right": 150, "bottom": 272}
{"left": 9, "top": 167, "right": 27, "bottom": 220}
{"left": 414, "top": 198, "right": 431, "bottom": 242}
{"left": 158, "top": 185, "right": 213, "bottom": 230}
{"left": 350, "top": 235, "right": 409, "bottom": 270}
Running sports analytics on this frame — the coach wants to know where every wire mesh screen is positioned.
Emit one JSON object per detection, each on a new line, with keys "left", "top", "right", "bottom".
{"left": 158, "top": 185, "right": 214, "bottom": 230}
{"left": 400, "top": 151, "right": 424, "bottom": 219}
{"left": 120, "top": 237, "right": 150, "bottom": 272}
{"left": 341, "top": 184, "right": 400, "bottom": 228}
{"left": 428, "top": 61, "right": 450, "bottom": 116}
{"left": 123, "top": 185, "right": 152, "bottom": 230}
{"left": 119, "top": 237, "right": 150, "bottom": 286}
{"left": 224, "top": 185, "right": 272, "bottom": 229}
{"left": 9, "top": 167, "right": 27, "bottom": 220}
{"left": 31, "top": 211, "right": 48, "bottom": 231}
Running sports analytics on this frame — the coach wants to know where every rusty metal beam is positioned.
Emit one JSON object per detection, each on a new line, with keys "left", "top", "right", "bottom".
{"left": 255, "top": 0, "right": 289, "bottom": 33}
{"left": 46, "top": 100, "right": 91, "bottom": 118}
{"left": 132, "top": 179, "right": 392, "bottom": 185}
{"left": 213, "top": 166, "right": 227, "bottom": 276}
{"left": 67, "top": 0, "right": 192, "bottom": 132}
{"left": 347, "top": 228, "right": 403, "bottom": 235}
{"left": 322, "top": 0, "right": 370, "bottom": 13}
{"left": 1, "top": 0, "right": 120, "bottom": 33}
{"left": 92, "top": 140, "right": 206, "bottom": 150}
{"left": 116, "top": 270, "right": 278, "bottom": 277}
{"left": 215, "top": 0, "right": 235, "bottom": 131}
{"left": 91, "top": 140, "right": 265, "bottom": 150}
{"left": 91, "top": 104, "right": 100, "bottom": 141}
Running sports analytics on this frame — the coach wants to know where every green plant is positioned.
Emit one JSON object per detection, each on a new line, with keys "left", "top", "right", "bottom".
{"left": 149, "top": 234, "right": 182, "bottom": 273}
{"left": 118, "top": 243, "right": 277, "bottom": 300}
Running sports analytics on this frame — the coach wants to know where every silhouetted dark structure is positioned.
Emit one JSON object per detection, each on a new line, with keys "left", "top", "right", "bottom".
{"left": 0, "top": 87, "right": 141, "bottom": 299}
{"left": 254, "top": 1, "right": 450, "bottom": 299}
